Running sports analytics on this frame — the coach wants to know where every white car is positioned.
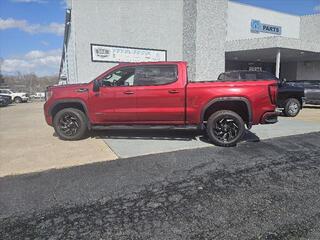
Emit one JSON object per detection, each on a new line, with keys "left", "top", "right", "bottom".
{"left": 0, "top": 89, "right": 29, "bottom": 103}
{"left": 30, "top": 92, "right": 45, "bottom": 100}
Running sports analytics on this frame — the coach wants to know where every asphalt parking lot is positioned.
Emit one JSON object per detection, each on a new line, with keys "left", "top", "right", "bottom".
{"left": 1, "top": 132, "right": 320, "bottom": 239}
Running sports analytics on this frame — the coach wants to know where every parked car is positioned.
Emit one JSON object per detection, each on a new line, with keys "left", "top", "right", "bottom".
{"left": 286, "top": 80, "right": 320, "bottom": 105}
{"left": 217, "top": 70, "right": 309, "bottom": 117}
{"left": 0, "top": 89, "right": 29, "bottom": 103}
{"left": 0, "top": 94, "right": 12, "bottom": 107}
{"left": 30, "top": 92, "right": 46, "bottom": 100}
{"left": 44, "top": 61, "right": 278, "bottom": 147}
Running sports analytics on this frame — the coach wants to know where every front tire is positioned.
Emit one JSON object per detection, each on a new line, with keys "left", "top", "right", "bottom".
{"left": 206, "top": 110, "right": 245, "bottom": 147}
{"left": 53, "top": 108, "right": 88, "bottom": 140}
{"left": 14, "top": 97, "right": 22, "bottom": 103}
{"left": 284, "top": 98, "right": 300, "bottom": 117}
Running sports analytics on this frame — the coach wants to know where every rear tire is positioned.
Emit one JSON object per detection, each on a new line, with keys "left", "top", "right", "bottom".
{"left": 14, "top": 97, "right": 22, "bottom": 103}
{"left": 206, "top": 110, "right": 245, "bottom": 147}
{"left": 284, "top": 98, "right": 300, "bottom": 117}
{"left": 53, "top": 108, "right": 88, "bottom": 140}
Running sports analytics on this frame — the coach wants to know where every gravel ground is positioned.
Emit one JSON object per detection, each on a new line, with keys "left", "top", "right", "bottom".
{"left": 1, "top": 132, "right": 320, "bottom": 239}
{"left": 0, "top": 102, "right": 117, "bottom": 177}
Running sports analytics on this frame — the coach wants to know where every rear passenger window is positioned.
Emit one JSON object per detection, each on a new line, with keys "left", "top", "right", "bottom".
{"left": 134, "top": 65, "right": 177, "bottom": 86}
{"left": 256, "top": 72, "right": 275, "bottom": 80}
{"left": 224, "top": 72, "right": 240, "bottom": 80}
{"left": 241, "top": 73, "right": 257, "bottom": 80}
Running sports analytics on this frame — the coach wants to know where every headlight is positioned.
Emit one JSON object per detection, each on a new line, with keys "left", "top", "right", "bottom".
{"left": 46, "top": 90, "right": 52, "bottom": 101}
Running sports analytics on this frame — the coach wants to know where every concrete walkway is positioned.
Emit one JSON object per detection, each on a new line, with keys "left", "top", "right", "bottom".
{"left": 103, "top": 108, "right": 320, "bottom": 158}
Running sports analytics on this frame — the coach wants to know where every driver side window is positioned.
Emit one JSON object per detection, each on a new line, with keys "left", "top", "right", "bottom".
{"left": 101, "top": 67, "right": 135, "bottom": 87}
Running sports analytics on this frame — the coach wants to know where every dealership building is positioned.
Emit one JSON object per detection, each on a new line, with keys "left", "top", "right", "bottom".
{"left": 60, "top": 0, "right": 320, "bottom": 84}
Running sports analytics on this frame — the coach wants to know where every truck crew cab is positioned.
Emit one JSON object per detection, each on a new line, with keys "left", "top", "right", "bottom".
{"left": 44, "top": 61, "right": 278, "bottom": 147}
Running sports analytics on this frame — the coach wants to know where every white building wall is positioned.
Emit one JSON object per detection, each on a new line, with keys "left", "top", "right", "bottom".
{"left": 300, "top": 14, "right": 320, "bottom": 43}
{"left": 195, "top": 0, "right": 227, "bottom": 81}
{"left": 227, "top": 1, "right": 300, "bottom": 41}
{"left": 296, "top": 61, "right": 320, "bottom": 80}
{"left": 65, "top": 24, "right": 77, "bottom": 83}
{"left": 69, "top": 0, "right": 184, "bottom": 83}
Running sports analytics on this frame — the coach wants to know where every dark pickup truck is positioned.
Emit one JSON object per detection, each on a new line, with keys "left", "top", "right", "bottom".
{"left": 277, "top": 81, "right": 304, "bottom": 117}
{"left": 286, "top": 80, "right": 320, "bottom": 105}
{"left": 218, "top": 71, "right": 320, "bottom": 117}
{"left": 278, "top": 80, "right": 320, "bottom": 117}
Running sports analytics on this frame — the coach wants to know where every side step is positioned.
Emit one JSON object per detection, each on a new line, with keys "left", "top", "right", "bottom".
{"left": 91, "top": 125, "right": 200, "bottom": 131}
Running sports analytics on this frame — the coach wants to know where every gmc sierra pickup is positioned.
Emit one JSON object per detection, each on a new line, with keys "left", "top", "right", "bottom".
{"left": 44, "top": 61, "right": 278, "bottom": 146}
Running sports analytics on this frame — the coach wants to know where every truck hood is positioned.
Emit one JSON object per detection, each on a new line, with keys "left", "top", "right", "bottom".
{"left": 49, "top": 83, "right": 89, "bottom": 90}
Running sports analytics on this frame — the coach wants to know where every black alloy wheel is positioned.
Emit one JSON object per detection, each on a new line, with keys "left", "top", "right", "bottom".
{"left": 58, "top": 112, "right": 81, "bottom": 136}
{"left": 206, "top": 110, "right": 245, "bottom": 147}
{"left": 53, "top": 108, "right": 88, "bottom": 140}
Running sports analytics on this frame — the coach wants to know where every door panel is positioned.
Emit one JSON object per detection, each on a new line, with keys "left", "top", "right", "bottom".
{"left": 113, "top": 87, "right": 137, "bottom": 122}
{"left": 88, "top": 66, "right": 137, "bottom": 124}
{"left": 134, "top": 65, "right": 185, "bottom": 123}
{"left": 135, "top": 85, "right": 185, "bottom": 123}
{"left": 89, "top": 86, "right": 137, "bottom": 123}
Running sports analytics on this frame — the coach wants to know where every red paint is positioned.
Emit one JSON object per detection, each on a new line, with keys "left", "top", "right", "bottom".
{"left": 44, "top": 61, "right": 277, "bottom": 127}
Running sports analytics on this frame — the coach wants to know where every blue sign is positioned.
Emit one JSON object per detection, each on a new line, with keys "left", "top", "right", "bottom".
{"left": 250, "top": 19, "right": 282, "bottom": 35}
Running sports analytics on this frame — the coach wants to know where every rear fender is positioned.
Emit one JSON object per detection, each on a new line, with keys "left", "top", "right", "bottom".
{"left": 200, "top": 97, "right": 253, "bottom": 129}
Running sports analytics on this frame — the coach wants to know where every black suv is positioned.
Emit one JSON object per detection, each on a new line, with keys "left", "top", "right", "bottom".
{"left": 0, "top": 94, "right": 12, "bottom": 107}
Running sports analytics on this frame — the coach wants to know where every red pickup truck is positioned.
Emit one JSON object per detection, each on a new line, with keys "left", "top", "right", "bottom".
{"left": 44, "top": 61, "right": 278, "bottom": 146}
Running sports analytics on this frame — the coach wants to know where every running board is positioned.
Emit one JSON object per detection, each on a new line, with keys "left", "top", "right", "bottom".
{"left": 91, "top": 125, "right": 199, "bottom": 131}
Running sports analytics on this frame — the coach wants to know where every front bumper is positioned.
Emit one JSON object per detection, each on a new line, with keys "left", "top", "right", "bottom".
{"left": 260, "top": 110, "right": 281, "bottom": 124}
{"left": 45, "top": 115, "right": 53, "bottom": 126}
{"left": 44, "top": 101, "right": 53, "bottom": 126}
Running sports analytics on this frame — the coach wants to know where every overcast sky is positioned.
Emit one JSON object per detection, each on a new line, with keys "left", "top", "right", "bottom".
{"left": 0, "top": 0, "right": 319, "bottom": 76}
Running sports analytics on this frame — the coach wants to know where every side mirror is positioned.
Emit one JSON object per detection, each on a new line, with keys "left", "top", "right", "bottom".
{"left": 93, "top": 79, "right": 100, "bottom": 92}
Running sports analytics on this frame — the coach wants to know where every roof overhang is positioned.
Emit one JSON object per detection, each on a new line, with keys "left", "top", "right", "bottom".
{"left": 226, "top": 37, "right": 320, "bottom": 63}
{"left": 226, "top": 36, "right": 320, "bottom": 54}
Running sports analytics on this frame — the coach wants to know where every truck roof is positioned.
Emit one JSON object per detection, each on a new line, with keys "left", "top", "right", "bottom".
{"left": 117, "top": 61, "right": 187, "bottom": 66}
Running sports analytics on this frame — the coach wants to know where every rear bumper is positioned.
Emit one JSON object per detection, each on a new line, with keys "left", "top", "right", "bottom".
{"left": 260, "top": 110, "right": 280, "bottom": 124}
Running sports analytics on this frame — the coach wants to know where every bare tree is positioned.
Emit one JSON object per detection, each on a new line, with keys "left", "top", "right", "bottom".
{"left": 1, "top": 72, "right": 59, "bottom": 93}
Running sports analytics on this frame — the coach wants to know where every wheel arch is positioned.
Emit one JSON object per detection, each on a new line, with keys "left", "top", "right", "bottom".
{"left": 49, "top": 99, "right": 91, "bottom": 128}
{"left": 200, "top": 97, "right": 253, "bottom": 128}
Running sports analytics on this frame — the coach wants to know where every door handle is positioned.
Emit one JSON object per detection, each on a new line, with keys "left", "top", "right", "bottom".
{"left": 76, "top": 88, "right": 88, "bottom": 93}
{"left": 124, "top": 91, "right": 134, "bottom": 95}
{"left": 168, "top": 89, "right": 179, "bottom": 94}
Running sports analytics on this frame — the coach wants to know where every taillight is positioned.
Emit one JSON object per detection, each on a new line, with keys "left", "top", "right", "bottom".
{"left": 268, "top": 83, "right": 278, "bottom": 105}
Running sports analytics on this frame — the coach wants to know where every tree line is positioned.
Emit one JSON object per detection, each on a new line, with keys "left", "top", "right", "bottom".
{"left": 0, "top": 72, "right": 59, "bottom": 93}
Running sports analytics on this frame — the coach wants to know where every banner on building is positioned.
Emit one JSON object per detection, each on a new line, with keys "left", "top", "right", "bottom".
{"left": 91, "top": 44, "right": 167, "bottom": 63}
